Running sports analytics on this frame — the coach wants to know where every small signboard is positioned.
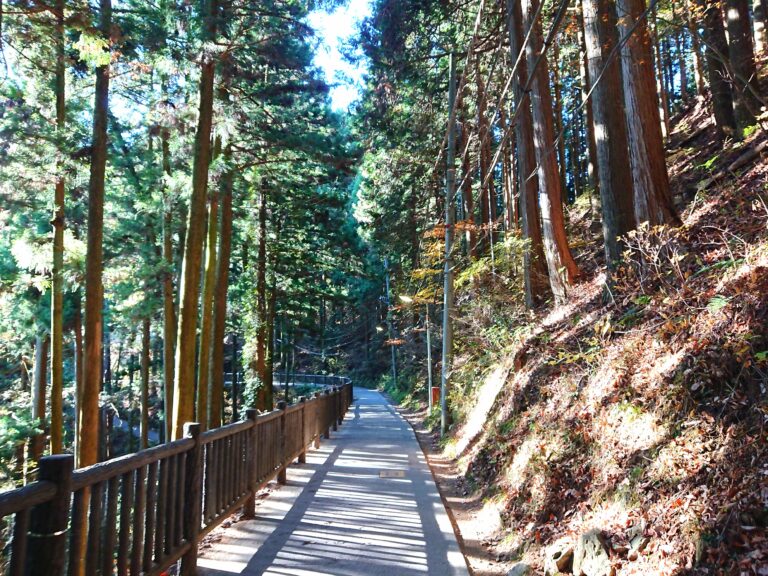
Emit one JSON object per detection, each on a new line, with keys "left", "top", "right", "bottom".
{"left": 379, "top": 470, "right": 407, "bottom": 478}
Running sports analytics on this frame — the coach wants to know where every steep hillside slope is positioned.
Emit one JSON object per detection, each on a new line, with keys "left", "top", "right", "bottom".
{"left": 409, "top": 102, "right": 768, "bottom": 576}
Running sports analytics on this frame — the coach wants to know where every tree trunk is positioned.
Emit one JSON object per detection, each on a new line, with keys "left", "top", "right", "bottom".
{"left": 255, "top": 184, "right": 271, "bottom": 411}
{"left": 699, "top": 0, "right": 739, "bottom": 139}
{"left": 726, "top": 0, "right": 763, "bottom": 126}
{"left": 505, "top": 0, "right": 550, "bottom": 308}
{"left": 127, "top": 348, "right": 136, "bottom": 453}
{"left": 687, "top": 0, "right": 708, "bottom": 97}
{"left": 73, "top": 294, "right": 83, "bottom": 467}
{"left": 172, "top": 0, "right": 218, "bottom": 439}
{"left": 475, "top": 57, "right": 495, "bottom": 247}
{"left": 231, "top": 334, "right": 239, "bottom": 422}
{"left": 80, "top": 0, "right": 111, "bottom": 469}
{"left": 263, "top": 221, "right": 280, "bottom": 410}
{"left": 500, "top": 106, "right": 515, "bottom": 231}
{"left": 208, "top": 145, "right": 234, "bottom": 429}
{"left": 755, "top": 0, "right": 768, "bottom": 56}
{"left": 618, "top": 0, "right": 680, "bottom": 227}
{"left": 582, "top": 0, "right": 636, "bottom": 266}
{"left": 652, "top": 16, "right": 671, "bottom": 139}
{"left": 522, "top": 0, "right": 581, "bottom": 303}
{"left": 663, "top": 36, "right": 675, "bottom": 111}
{"left": 577, "top": 7, "right": 599, "bottom": 198}
{"left": 459, "top": 109, "right": 476, "bottom": 256}
{"left": 197, "top": 189, "right": 218, "bottom": 431}
{"left": 552, "top": 41, "right": 568, "bottom": 197}
{"left": 161, "top": 124, "right": 175, "bottom": 443}
{"left": 50, "top": 0, "right": 65, "bottom": 455}
{"left": 673, "top": 5, "right": 689, "bottom": 104}
{"left": 29, "top": 334, "right": 50, "bottom": 466}
{"left": 140, "top": 317, "right": 150, "bottom": 449}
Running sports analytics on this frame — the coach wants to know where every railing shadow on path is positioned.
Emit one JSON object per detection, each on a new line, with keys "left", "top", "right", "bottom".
{"left": 197, "top": 388, "right": 468, "bottom": 576}
{"left": 0, "top": 381, "right": 353, "bottom": 576}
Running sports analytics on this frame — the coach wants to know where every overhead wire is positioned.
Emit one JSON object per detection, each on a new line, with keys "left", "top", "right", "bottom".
{"left": 478, "top": 0, "right": 663, "bottom": 194}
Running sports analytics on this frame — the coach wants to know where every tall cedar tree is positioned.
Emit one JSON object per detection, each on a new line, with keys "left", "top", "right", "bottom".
{"left": 172, "top": 0, "right": 218, "bottom": 439}
{"left": 582, "top": 0, "right": 636, "bottom": 266}
{"left": 617, "top": 0, "right": 679, "bottom": 226}
{"left": 505, "top": 0, "right": 550, "bottom": 308}
{"left": 81, "top": 0, "right": 111, "bottom": 468}
{"left": 522, "top": 0, "right": 581, "bottom": 302}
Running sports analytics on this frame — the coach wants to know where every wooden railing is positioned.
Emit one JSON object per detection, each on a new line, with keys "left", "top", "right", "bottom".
{"left": 0, "top": 383, "right": 353, "bottom": 576}
{"left": 272, "top": 373, "right": 352, "bottom": 387}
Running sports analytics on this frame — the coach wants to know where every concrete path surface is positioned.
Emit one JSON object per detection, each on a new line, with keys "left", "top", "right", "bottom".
{"left": 198, "top": 387, "right": 469, "bottom": 576}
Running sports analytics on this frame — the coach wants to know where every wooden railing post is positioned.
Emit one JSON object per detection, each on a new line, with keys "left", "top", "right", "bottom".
{"left": 244, "top": 409, "right": 258, "bottom": 518}
{"left": 27, "top": 454, "right": 73, "bottom": 576}
{"left": 181, "top": 423, "right": 202, "bottom": 576}
{"left": 337, "top": 386, "right": 344, "bottom": 426}
{"left": 313, "top": 392, "right": 322, "bottom": 448}
{"left": 276, "top": 401, "right": 287, "bottom": 485}
{"left": 331, "top": 387, "right": 339, "bottom": 431}
{"left": 298, "top": 397, "right": 307, "bottom": 464}
{"left": 322, "top": 390, "right": 331, "bottom": 439}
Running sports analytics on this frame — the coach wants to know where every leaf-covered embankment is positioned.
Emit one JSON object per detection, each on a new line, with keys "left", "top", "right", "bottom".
{"left": 407, "top": 101, "right": 768, "bottom": 576}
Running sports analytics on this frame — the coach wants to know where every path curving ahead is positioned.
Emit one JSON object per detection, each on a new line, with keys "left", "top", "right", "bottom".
{"left": 198, "top": 387, "right": 469, "bottom": 576}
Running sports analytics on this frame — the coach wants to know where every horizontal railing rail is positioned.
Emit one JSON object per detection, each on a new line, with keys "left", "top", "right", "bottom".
{"left": 272, "top": 373, "right": 352, "bottom": 387}
{"left": 0, "top": 382, "right": 353, "bottom": 576}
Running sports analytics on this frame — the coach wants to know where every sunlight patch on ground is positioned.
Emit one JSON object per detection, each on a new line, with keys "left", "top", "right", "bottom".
{"left": 454, "top": 359, "right": 512, "bottom": 457}
{"left": 604, "top": 403, "right": 666, "bottom": 454}
{"left": 197, "top": 558, "right": 248, "bottom": 573}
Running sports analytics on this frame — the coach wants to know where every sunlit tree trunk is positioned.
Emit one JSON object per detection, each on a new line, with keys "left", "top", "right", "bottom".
{"left": 651, "top": 13, "right": 671, "bottom": 139}
{"left": 80, "top": 0, "right": 111, "bottom": 470}
{"left": 29, "top": 334, "right": 49, "bottom": 467}
{"left": 197, "top": 188, "right": 218, "bottom": 431}
{"left": 755, "top": 0, "right": 768, "bottom": 55}
{"left": 172, "top": 0, "right": 218, "bottom": 439}
{"left": 618, "top": 0, "right": 680, "bottom": 226}
{"left": 50, "top": 0, "right": 65, "bottom": 455}
{"left": 208, "top": 145, "right": 234, "bottom": 428}
{"left": 582, "top": 0, "right": 636, "bottom": 266}
{"left": 522, "top": 0, "right": 581, "bottom": 302}
{"left": 577, "top": 5, "right": 599, "bottom": 198}
{"left": 505, "top": 0, "right": 550, "bottom": 308}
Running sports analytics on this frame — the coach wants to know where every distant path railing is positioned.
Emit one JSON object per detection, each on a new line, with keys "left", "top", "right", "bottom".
{"left": 0, "top": 383, "right": 354, "bottom": 576}
{"left": 272, "top": 373, "right": 352, "bottom": 388}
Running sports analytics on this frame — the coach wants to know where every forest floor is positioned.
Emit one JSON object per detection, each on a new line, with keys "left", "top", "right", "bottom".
{"left": 401, "top": 99, "right": 768, "bottom": 576}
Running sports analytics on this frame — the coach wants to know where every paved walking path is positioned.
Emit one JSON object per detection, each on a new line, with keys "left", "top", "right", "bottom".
{"left": 198, "top": 387, "right": 469, "bottom": 576}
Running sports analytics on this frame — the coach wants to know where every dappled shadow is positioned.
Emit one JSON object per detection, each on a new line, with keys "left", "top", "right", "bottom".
{"left": 199, "top": 388, "right": 467, "bottom": 576}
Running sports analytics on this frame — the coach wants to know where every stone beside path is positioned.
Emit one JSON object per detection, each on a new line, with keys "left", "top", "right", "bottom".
{"left": 198, "top": 387, "right": 470, "bottom": 576}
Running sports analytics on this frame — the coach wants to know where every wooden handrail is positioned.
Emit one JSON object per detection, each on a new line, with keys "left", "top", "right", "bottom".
{"left": 72, "top": 436, "right": 194, "bottom": 491}
{"left": 200, "top": 419, "right": 253, "bottom": 444}
{"left": 0, "top": 382, "right": 353, "bottom": 576}
{"left": 0, "top": 481, "right": 57, "bottom": 517}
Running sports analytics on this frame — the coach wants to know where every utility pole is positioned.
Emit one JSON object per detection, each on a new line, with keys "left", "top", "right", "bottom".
{"left": 426, "top": 303, "right": 433, "bottom": 410}
{"left": 384, "top": 257, "right": 397, "bottom": 388}
{"left": 441, "top": 53, "right": 457, "bottom": 437}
